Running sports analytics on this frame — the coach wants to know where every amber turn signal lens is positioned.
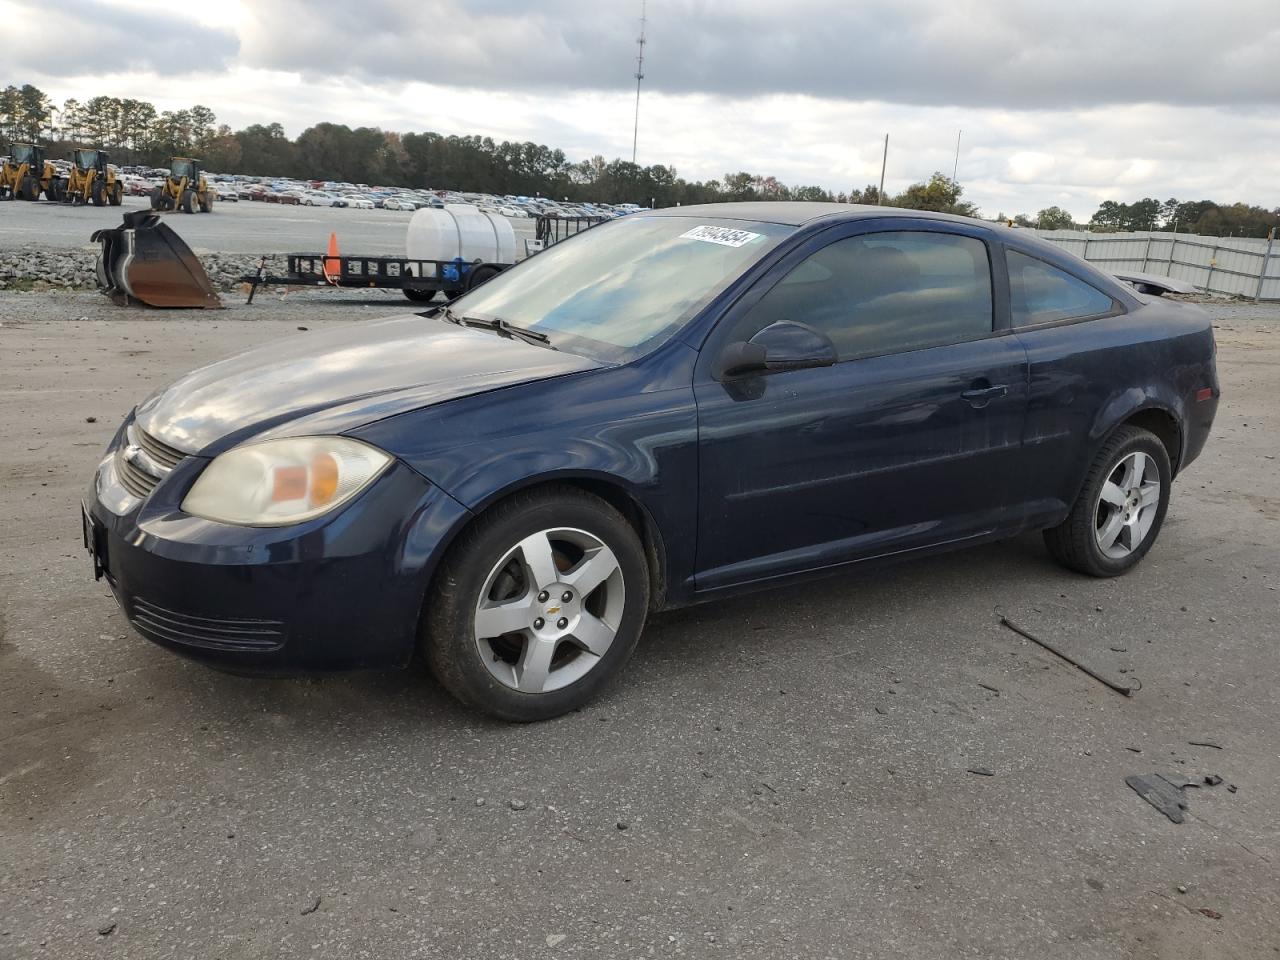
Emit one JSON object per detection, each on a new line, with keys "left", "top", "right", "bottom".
{"left": 310, "top": 452, "right": 340, "bottom": 504}
{"left": 271, "top": 465, "right": 308, "bottom": 501}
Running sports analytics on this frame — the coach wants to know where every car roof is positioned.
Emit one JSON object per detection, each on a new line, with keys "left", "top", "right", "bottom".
{"left": 646, "top": 201, "right": 997, "bottom": 228}
{"left": 646, "top": 201, "right": 1137, "bottom": 303}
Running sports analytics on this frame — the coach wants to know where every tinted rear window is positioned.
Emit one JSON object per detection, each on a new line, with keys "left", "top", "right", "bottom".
{"left": 1008, "top": 250, "right": 1115, "bottom": 326}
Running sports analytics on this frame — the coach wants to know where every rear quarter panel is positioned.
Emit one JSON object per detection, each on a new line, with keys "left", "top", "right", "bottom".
{"left": 1014, "top": 297, "right": 1217, "bottom": 524}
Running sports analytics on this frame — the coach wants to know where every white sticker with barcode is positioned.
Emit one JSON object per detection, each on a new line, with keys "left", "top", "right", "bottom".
{"left": 679, "top": 225, "right": 762, "bottom": 247}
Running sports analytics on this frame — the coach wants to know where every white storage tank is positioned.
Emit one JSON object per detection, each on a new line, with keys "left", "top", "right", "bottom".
{"left": 405, "top": 203, "right": 516, "bottom": 277}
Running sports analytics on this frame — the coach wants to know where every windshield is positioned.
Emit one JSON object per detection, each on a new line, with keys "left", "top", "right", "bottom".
{"left": 450, "top": 215, "right": 794, "bottom": 361}
{"left": 171, "top": 160, "right": 195, "bottom": 179}
{"left": 12, "top": 144, "right": 36, "bottom": 165}
{"left": 74, "top": 149, "right": 99, "bottom": 170}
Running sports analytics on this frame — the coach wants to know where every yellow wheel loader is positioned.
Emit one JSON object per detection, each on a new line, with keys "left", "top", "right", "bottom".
{"left": 62, "top": 148, "right": 123, "bottom": 206}
{"left": 149, "top": 157, "right": 214, "bottom": 213}
{"left": 0, "top": 142, "right": 61, "bottom": 201}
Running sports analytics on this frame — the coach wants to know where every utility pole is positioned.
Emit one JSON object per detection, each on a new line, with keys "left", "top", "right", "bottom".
{"left": 631, "top": 0, "right": 647, "bottom": 166}
{"left": 878, "top": 134, "right": 889, "bottom": 205}
{"left": 952, "top": 129, "right": 961, "bottom": 182}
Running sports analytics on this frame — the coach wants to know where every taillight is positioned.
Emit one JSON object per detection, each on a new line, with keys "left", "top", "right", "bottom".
{"left": 1195, "top": 388, "right": 1213, "bottom": 402}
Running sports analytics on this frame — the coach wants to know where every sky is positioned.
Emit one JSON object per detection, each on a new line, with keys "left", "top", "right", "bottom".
{"left": 4, "top": 0, "right": 1279, "bottom": 219}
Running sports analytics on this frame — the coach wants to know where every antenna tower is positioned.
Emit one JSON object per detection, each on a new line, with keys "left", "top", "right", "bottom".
{"left": 632, "top": 0, "right": 647, "bottom": 165}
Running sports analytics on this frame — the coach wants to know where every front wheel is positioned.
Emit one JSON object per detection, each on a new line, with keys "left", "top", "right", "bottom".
{"left": 425, "top": 487, "right": 650, "bottom": 721}
{"left": 1044, "top": 425, "right": 1171, "bottom": 577}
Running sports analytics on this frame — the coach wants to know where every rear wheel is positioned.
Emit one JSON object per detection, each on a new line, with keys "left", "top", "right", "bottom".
{"left": 199, "top": 191, "right": 213, "bottom": 213}
{"left": 109, "top": 182, "right": 123, "bottom": 206}
{"left": 1044, "top": 425, "right": 1171, "bottom": 577}
{"left": 180, "top": 189, "right": 196, "bottom": 214}
{"left": 150, "top": 186, "right": 165, "bottom": 210}
{"left": 19, "top": 175, "right": 38, "bottom": 201}
{"left": 425, "top": 487, "right": 650, "bottom": 721}
{"left": 466, "top": 263, "right": 501, "bottom": 290}
{"left": 403, "top": 288, "right": 438, "bottom": 302}
{"left": 91, "top": 180, "right": 106, "bottom": 206}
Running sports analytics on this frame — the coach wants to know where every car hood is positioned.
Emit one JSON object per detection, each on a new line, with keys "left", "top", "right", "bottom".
{"left": 135, "top": 314, "right": 602, "bottom": 454}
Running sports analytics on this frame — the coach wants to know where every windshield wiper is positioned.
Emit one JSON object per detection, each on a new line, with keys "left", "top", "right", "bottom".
{"left": 459, "top": 315, "right": 554, "bottom": 348}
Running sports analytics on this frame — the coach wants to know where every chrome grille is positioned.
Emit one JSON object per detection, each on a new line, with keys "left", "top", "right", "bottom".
{"left": 134, "top": 427, "right": 186, "bottom": 470}
{"left": 131, "top": 597, "right": 286, "bottom": 652}
{"left": 115, "top": 423, "right": 189, "bottom": 500}
{"left": 116, "top": 450, "right": 159, "bottom": 498}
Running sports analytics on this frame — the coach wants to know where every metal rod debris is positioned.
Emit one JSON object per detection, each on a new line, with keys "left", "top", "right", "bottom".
{"left": 999, "top": 617, "right": 1134, "bottom": 697}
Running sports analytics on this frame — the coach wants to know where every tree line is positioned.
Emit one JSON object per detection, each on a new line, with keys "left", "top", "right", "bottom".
{"left": 2, "top": 81, "right": 983, "bottom": 210}
{"left": 999, "top": 199, "right": 1278, "bottom": 239}
{"left": 7, "top": 81, "right": 1274, "bottom": 233}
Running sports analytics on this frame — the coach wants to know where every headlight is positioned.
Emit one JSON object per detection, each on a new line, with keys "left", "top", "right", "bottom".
{"left": 182, "top": 437, "right": 392, "bottom": 526}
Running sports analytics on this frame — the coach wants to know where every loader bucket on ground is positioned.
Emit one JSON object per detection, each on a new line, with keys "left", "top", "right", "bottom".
{"left": 91, "top": 211, "right": 221, "bottom": 308}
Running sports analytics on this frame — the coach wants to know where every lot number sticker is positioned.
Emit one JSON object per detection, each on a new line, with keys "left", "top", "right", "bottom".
{"left": 679, "top": 225, "right": 762, "bottom": 248}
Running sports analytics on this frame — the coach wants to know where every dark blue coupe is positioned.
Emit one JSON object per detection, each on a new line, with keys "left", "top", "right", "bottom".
{"left": 85, "top": 203, "right": 1219, "bottom": 719}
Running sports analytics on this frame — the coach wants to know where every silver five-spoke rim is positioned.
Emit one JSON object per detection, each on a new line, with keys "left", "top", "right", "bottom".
{"left": 474, "top": 527, "right": 625, "bottom": 694}
{"left": 1094, "top": 451, "right": 1160, "bottom": 559}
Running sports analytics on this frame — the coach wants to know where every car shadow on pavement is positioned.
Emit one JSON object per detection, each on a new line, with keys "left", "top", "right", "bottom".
{"left": 154, "top": 532, "right": 1058, "bottom": 729}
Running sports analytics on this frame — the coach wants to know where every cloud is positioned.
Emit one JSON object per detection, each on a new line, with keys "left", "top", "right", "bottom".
{"left": 11, "top": 0, "right": 1280, "bottom": 219}
{"left": 2, "top": 0, "right": 238, "bottom": 77}
{"left": 230, "top": 0, "right": 1280, "bottom": 109}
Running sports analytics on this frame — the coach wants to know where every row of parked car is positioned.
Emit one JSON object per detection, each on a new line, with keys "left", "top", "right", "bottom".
{"left": 110, "top": 166, "right": 644, "bottom": 219}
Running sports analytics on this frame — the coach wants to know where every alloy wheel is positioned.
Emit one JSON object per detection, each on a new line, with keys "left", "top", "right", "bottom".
{"left": 473, "top": 527, "right": 625, "bottom": 694}
{"left": 1093, "top": 451, "right": 1161, "bottom": 559}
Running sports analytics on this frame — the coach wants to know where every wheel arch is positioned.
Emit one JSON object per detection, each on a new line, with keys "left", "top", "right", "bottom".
{"left": 430, "top": 472, "right": 670, "bottom": 612}
{"left": 1068, "top": 399, "right": 1183, "bottom": 510}
{"left": 1118, "top": 407, "right": 1182, "bottom": 474}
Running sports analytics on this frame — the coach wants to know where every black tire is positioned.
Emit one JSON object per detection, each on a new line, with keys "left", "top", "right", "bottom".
{"left": 180, "top": 189, "right": 196, "bottom": 214}
{"left": 91, "top": 180, "right": 106, "bottom": 207}
{"left": 150, "top": 186, "right": 165, "bottom": 210}
{"left": 466, "top": 263, "right": 501, "bottom": 290}
{"left": 109, "top": 183, "right": 123, "bottom": 206}
{"left": 425, "top": 486, "right": 650, "bottom": 721}
{"left": 403, "top": 288, "right": 438, "bottom": 302}
{"left": 199, "top": 191, "right": 213, "bottom": 213}
{"left": 45, "top": 179, "right": 65, "bottom": 202}
{"left": 19, "top": 175, "right": 38, "bottom": 201}
{"left": 1043, "top": 425, "right": 1171, "bottom": 577}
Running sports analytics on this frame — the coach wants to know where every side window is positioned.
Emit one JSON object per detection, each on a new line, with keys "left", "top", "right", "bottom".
{"left": 1007, "top": 249, "right": 1115, "bottom": 326}
{"left": 733, "top": 231, "right": 993, "bottom": 360}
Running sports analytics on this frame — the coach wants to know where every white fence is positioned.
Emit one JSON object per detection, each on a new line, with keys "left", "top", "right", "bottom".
{"left": 1031, "top": 229, "right": 1280, "bottom": 301}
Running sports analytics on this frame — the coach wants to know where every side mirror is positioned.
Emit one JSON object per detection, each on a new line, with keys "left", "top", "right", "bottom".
{"left": 714, "top": 321, "right": 838, "bottom": 380}
{"left": 713, "top": 340, "right": 768, "bottom": 379}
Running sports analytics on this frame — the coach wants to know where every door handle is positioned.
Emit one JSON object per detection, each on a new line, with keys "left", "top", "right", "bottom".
{"left": 961, "top": 384, "right": 1009, "bottom": 407}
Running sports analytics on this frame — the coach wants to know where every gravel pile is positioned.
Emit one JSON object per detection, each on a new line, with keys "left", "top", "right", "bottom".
{"left": 0, "top": 249, "right": 263, "bottom": 292}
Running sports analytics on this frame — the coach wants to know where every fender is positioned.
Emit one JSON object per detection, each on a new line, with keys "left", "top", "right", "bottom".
{"left": 351, "top": 340, "right": 702, "bottom": 606}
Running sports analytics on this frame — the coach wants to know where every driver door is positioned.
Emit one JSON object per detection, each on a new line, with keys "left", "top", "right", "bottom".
{"left": 693, "top": 220, "right": 1028, "bottom": 593}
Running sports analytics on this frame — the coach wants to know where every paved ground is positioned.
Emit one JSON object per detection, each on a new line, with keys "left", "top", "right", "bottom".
{"left": 1, "top": 295, "right": 1278, "bottom": 959}
{"left": 0, "top": 196, "right": 537, "bottom": 256}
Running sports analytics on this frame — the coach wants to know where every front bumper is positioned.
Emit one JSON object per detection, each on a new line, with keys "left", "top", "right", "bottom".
{"left": 85, "top": 443, "right": 471, "bottom": 674}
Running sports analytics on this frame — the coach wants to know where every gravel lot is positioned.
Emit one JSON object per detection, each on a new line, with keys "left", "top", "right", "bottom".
{"left": 0, "top": 195, "right": 537, "bottom": 256}
{"left": 1, "top": 293, "right": 1278, "bottom": 959}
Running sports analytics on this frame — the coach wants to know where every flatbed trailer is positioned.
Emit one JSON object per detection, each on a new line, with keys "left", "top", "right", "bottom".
{"left": 239, "top": 214, "right": 611, "bottom": 303}
{"left": 241, "top": 254, "right": 507, "bottom": 304}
